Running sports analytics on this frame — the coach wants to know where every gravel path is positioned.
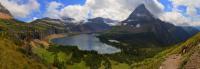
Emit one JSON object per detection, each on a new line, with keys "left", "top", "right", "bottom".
{"left": 184, "top": 51, "right": 200, "bottom": 69}
{"left": 159, "top": 54, "right": 181, "bottom": 69}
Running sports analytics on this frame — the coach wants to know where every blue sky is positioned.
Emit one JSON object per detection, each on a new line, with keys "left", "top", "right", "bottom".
{"left": 159, "top": 0, "right": 188, "bottom": 16}
{"left": 159, "top": 0, "right": 173, "bottom": 12}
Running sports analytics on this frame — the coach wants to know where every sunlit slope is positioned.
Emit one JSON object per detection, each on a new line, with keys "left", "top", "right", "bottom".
{"left": 0, "top": 36, "right": 47, "bottom": 69}
{"left": 0, "top": 19, "right": 47, "bottom": 69}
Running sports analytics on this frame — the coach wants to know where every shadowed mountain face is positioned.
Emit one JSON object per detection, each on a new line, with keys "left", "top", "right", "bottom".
{"left": 120, "top": 4, "right": 199, "bottom": 44}
{"left": 0, "top": 3, "right": 12, "bottom": 19}
{"left": 181, "top": 26, "right": 199, "bottom": 36}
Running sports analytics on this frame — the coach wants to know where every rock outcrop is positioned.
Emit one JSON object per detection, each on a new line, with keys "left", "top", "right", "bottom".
{"left": 0, "top": 3, "right": 12, "bottom": 19}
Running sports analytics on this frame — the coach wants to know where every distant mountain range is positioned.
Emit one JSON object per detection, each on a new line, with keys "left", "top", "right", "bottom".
{"left": 87, "top": 17, "right": 120, "bottom": 26}
{"left": 31, "top": 17, "right": 112, "bottom": 33}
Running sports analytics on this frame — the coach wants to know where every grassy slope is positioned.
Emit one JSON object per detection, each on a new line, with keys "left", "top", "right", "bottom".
{"left": 0, "top": 19, "right": 48, "bottom": 69}
{"left": 0, "top": 35, "right": 47, "bottom": 69}
{"left": 178, "top": 33, "right": 200, "bottom": 69}
{"left": 0, "top": 19, "right": 73, "bottom": 69}
{"left": 32, "top": 45, "right": 90, "bottom": 69}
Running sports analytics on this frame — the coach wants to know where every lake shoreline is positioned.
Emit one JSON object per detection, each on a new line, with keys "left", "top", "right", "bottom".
{"left": 30, "top": 34, "right": 67, "bottom": 48}
{"left": 44, "top": 34, "right": 67, "bottom": 43}
{"left": 51, "top": 34, "right": 121, "bottom": 54}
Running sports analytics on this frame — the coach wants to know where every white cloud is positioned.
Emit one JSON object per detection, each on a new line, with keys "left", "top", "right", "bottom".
{"left": 159, "top": 11, "right": 190, "bottom": 25}
{"left": 60, "top": 5, "right": 89, "bottom": 21}
{"left": 0, "top": 0, "right": 40, "bottom": 18}
{"left": 158, "top": 0, "right": 200, "bottom": 26}
{"left": 159, "top": 11, "right": 200, "bottom": 26}
{"left": 45, "top": 1, "right": 89, "bottom": 20}
{"left": 170, "top": 0, "right": 200, "bottom": 16}
{"left": 45, "top": 1, "right": 63, "bottom": 19}
{"left": 33, "top": 17, "right": 38, "bottom": 20}
{"left": 45, "top": 0, "right": 163, "bottom": 21}
{"left": 84, "top": 0, "right": 131, "bottom": 21}
{"left": 84, "top": 0, "right": 164, "bottom": 21}
{"left": 45, "top": 0, "right": 200, "bottom": 26}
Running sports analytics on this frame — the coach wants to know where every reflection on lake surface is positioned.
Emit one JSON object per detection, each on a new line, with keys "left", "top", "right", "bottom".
{"left": 52, "top": 34, "right": 121, "bottom": 54}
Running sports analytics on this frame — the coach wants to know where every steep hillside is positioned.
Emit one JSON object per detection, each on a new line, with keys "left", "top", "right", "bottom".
{"left": 178, "top": 33, "right": 200, "bottom": 69}
{"left": 0, "top": 18, "right": 68, "bottom": 68}
{"left": 0, "top": 32, "right": 47, "bottom": 69}
{"left": 125, "top": 33, "right": 200, "bottom": 69}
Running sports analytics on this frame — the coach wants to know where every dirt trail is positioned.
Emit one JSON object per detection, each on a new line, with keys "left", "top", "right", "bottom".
{"left": 184, "top": 51, "right": 200, "bottom": 69}
{"left": 159, "top": 54, "right": 181, "bottom": 69}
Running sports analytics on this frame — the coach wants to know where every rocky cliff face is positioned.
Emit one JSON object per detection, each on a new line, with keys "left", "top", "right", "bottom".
{"left": 121, "top": 4, "right": 198, "bottom": 44}
{"left": 0, "top": 3, "right": 12, "bottom": 19}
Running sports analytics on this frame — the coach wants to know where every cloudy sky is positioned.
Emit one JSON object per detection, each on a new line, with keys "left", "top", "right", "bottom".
{"left": 0, "top": 0, "right": 200, "bottom": 26}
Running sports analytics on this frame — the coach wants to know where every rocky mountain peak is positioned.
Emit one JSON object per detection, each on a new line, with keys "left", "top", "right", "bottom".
{"left": 123, "top": 4, "right": 155, "bottom": 23}
{"left": 0, "top": 3, "right": 12, "bottom": 19}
